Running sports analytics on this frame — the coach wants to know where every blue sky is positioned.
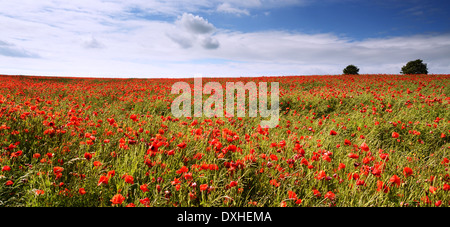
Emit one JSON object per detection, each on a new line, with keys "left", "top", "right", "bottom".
{"left": 0, "top": 0, "right": 449, "bottom": 77}
{"left": 127, "top": 0, "right": 450, "bottom": 40}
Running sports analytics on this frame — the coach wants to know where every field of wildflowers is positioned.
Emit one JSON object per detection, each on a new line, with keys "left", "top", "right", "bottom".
{"left": 0, "top": 74, "right": 448, "bottom": 207}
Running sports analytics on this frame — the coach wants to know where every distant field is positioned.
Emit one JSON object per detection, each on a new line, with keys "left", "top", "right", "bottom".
{"left": 0, "top": 74, "right": 449, "bottom": 207}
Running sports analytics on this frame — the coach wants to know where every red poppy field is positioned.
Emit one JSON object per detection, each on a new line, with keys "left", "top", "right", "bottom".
{"left": 0, "top": 74, "right": 449, "bottom": 207}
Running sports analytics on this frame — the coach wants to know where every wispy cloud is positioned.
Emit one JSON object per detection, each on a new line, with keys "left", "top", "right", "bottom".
{"left": 0, "top": 40, "right": 39, "bottom": 58}
{"left": 217, "top": 3, "right": 250, "bottom": 16}
{"left": 82, "top": 37, "right": 105, "bottom": 49}
{"left": 201, "top": 36, "right": 220, "bottom": 49}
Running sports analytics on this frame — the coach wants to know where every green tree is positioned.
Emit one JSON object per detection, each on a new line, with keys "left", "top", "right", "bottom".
{"left": 401, "top": 59, "right": 428, "bottom": 74}
{"left": 343, "top": 65, "right": 359, "bottom": 75}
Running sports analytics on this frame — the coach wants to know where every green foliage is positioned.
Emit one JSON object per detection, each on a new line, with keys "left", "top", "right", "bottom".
{"left": 401, "top": 59, "right": 428, "bottom": 75}
{"left": 343, "top": 65, "right": 359, "bottom": 75}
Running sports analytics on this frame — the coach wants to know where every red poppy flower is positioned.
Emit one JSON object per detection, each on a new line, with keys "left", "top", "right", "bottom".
{"left": 107, "top": 170, "right": 115, "bottom": 177}
{"left": 269, "top": 179, "right": 279, "bottom": 187}
{"left": 315, "top": 170, "right": 326, "bottom": 180}
{"left": 288, "top": 190, "right": 297, "bottom": 199}
{"left": 1, "top": 166, "right": 11, "bottom": 172}
{"left": 183, "top": 172, "right": 193, "bottom": 180}
{"left": 376, "top": 180, "right": 390, "bottom": 193}
{"left": 313, "top": 189, "right": 321, "bottom": 197}
{"left": 350, "top": 172, "right": 360, "bottom": 180}
{"left": 344, "top": 139, "right": 352, "bottom": 145}
{"left": 278, "top": 140, "right": 286, "bottom": 148}
{"left": 348, "top": 153, "right": 359, "bottom": 159}
{"left": 123, "top": 174, "right": 134, "bottom": 184}
{"left": 389, "top": 175, "right": 401, "bottom": 187}
{"left": 140, "top": 184, "right": 149, "bottom": 193}
{"left": 443, "top": 183, "right": 450, "bottom": 191}
{"left": 227, "top": 144, "right": 237, "bottom": 152}
{"left": 324, "top": 191, "right": 335, "bottom": 200}
{"left": 403, "top": 167, "right": 413, "bottom": 177}
{"left": 209, "top": 164, "right": 219, "bottom": 171}
{"left": 392, "top": 132, "right": 399, "bottom": 138}
{"left": 429, "top": 186, "right": 438, "bottom": 194}
{"left": 84, "top": 152, "right": 92, "bottom": 160}
{"left": 177, "top": 142, "right": 187, "bottom": 149}
{"left": 110, "top": 194, "right": 125, "bottom": 205}
{"left": 171, "top": 178, "right": 181, "bottom": 185}
{"left": 79, "top": 188, "right": 86, "bottom": 195}
{"left": 130, "top": 114, "right": 138, "bottom": 121}
{"left": 200, "top": 184, "right": 208, "bottom": 191}
{"left": 93, "top": 161, "right": 102, "bottom": 167}
{"left": 360, "top": 142, "right": 369, "bottom": 152}
{"left": 140, "top": 197, "right": 150, "bottom": 206}
{"left": 421, "top": 196, "right": 431, "bottom": 204}
{"left": 269, "top": 154, "right": 278, "bottom": 161}
{"left": 435, "top": 200, "right": 442, "bottom": 207}
{"left": 98, "top": 175, "right": 109, "bottom": 186}
{"left": 300, "top": 158, "right": 309, "bottom": 166}
{"left": 53, "top": 167, "right": 64, "bottom": 178}
{"left": 229, "top": 181, "right": 238, "bottom": 188}
{"left": 176, "top": 166, "right": 188, "bottom": 174}
{"left": 322, "top": 154, "right": 331, "bottom": 162}
{"left": 379, "top": 153, "right": 389, "bottom": 161}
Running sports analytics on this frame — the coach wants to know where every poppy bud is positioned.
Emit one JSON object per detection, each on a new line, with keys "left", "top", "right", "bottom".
{"left": 165, "top": 190, "right": 171, "bottom": 199}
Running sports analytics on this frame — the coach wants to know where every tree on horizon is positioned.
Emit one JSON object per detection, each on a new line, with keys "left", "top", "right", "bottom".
{"left": 343, "top": 65, "right": 359, "bottom": 75}
{"left": 401, "top": 59, "right": 428, "bottom": 74}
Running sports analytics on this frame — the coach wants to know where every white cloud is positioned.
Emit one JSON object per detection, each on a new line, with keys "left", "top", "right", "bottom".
{"left": 82, "top": 37, "right": 105, "bottom": 49}
{"left": 166, "top": 31, "right": 195, "bottom": 49}
{"left": 201, "top": 36, "right": 220, "bottom": 49}
{"left": 167, "top": 13, "right": 220, "bottom": 50}
{"left": 176, "top": 13, "right": 216, "bottom": 34}
{"left": 0, "top": 40, "right": 39, "bottom": 58}
{"left": 217, "top": 3, "right": 250, "bottom": 16}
